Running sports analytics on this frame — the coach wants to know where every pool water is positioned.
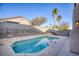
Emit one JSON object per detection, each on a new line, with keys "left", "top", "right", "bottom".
{"left": 11, "top": 36, "right": 59, "bottom": 53}
{"left": 47, "top": 36, "right": 59, "bottom": 40}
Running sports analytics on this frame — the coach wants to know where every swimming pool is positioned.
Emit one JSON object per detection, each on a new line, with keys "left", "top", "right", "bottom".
{"left": 11, "top": 36, "right": 59, "bottom": 53}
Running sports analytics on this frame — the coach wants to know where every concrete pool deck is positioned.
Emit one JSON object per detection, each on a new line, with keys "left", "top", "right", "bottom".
{"left": 0, "top": 34, "right": 78, "bottom": 56}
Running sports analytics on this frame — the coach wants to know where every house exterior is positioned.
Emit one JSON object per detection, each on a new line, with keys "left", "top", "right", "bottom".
{"left": 0, "top": 16, "right": 55, "bottom": 38}
{"left": 0, "top": 16, "right": 42, "bottom": 38}
{"left": 70, "top": 3, "right": 79, "bottom": 54}
{"left": 0, "top": 16, "right": 31, "bottom": 25}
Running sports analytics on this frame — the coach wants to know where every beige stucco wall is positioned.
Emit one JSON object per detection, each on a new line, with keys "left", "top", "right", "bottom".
{"left": 70, "top": 4, "right": 79, "bottom": 54}
{"left": 33, "top": 26, "right": 50, "bottom": 32}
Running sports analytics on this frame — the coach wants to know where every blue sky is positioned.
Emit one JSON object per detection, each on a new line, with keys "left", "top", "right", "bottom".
{"left": 0, "top": 3, "right": 74, "bottom": 29}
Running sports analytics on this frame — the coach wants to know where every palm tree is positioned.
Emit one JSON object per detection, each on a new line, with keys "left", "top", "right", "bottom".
{"left": 52, "top": 8, "right": 58, "bottom": 30}
{"left": 57, "top": 15, "right": 62, "bottom": 31}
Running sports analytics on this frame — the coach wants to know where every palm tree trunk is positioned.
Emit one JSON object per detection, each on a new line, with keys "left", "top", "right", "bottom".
{"left": 54, "top": 15, "right": 56, "bottom": 30}
{"left": 58, "top": 21, "right": 60, "bottom": 31}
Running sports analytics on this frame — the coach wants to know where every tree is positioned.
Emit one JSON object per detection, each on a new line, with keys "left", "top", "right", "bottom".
{"left": 52, "top": 8, "right": 58, "bottom": 30}
{"left": 57, "top": 15, "right": 62, "bottom": 31}
{"left": 60, "top": 21, "right": 69, "bottom": 31}
{"left": 30, "top": 16, "right": 47, "bottom": 26}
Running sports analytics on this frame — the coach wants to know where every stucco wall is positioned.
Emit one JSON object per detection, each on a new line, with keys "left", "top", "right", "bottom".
{"left": 70, "top": 4, "right": 79, "bottom": 54}
{"left": 33, "top": 26, "right": 49, "bottom": 32}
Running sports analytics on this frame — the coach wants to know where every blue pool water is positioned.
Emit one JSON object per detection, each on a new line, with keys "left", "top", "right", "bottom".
{"left": 47, "top": 36, "right": 59, "bottom": 40}
{"left": 11, "top": 36, "right": 59, "bottom": 53}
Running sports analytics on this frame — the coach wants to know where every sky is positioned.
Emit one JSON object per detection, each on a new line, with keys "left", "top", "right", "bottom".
{"left": 0, "top": 3, "right": 74, "bottom": 29}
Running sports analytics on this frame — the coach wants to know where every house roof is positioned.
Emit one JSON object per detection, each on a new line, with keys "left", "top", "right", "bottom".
{"left": 0, "top": 16, "right": 31, "bottom": 25}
